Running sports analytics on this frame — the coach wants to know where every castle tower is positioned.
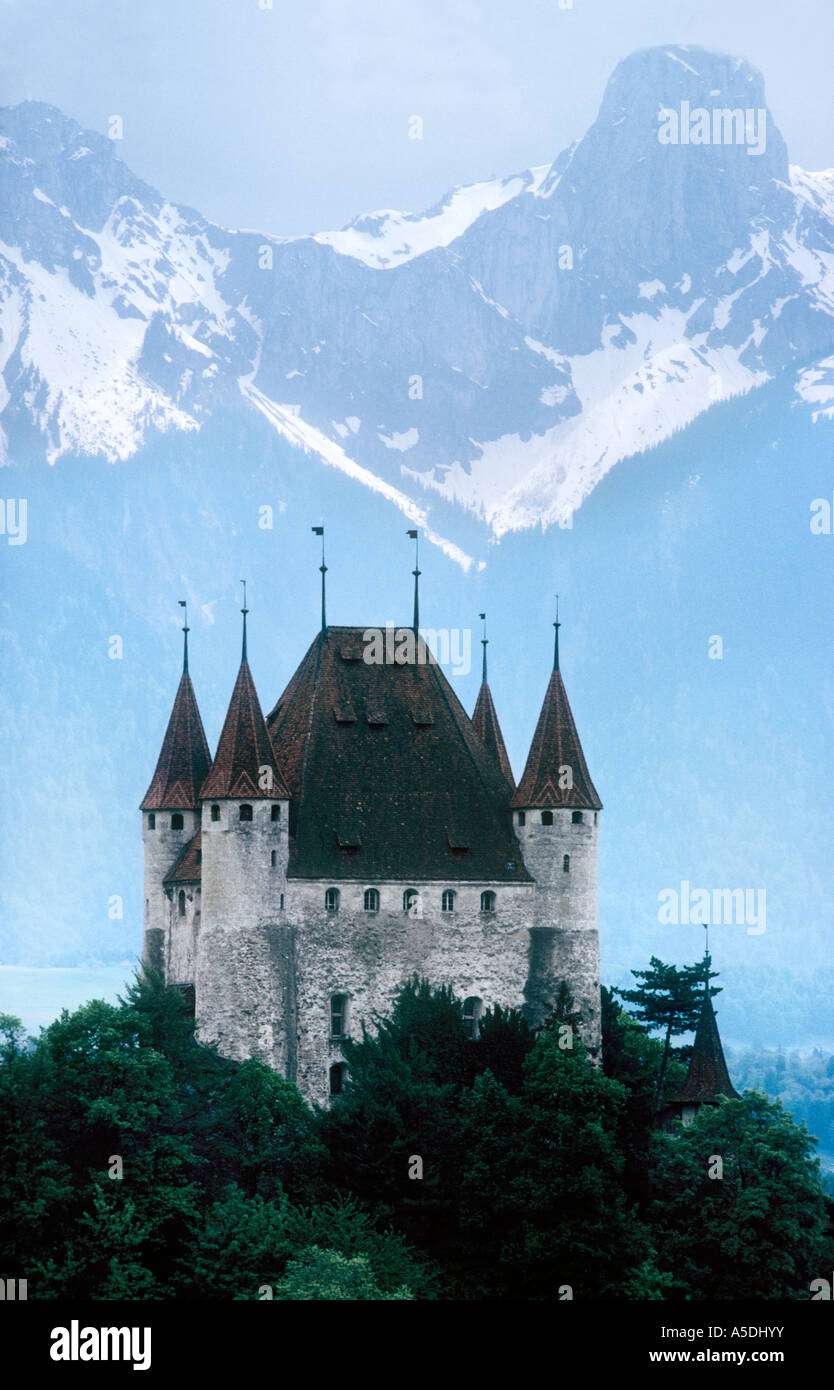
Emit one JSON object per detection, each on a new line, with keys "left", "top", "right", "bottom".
{"left": 512, "top": 611, "right": 602, "bottom": 1054}
{"left": 471, "top": 618, "right": 515, "bottom": 790}
{"left": 661, "top": 982, "right": 739, "bottom": 1128}
{"left": 140, "top": 620, "right": 211, "bottom": 977}
{"left": 195, "top": 603, "right": 293, "bottom": 1073}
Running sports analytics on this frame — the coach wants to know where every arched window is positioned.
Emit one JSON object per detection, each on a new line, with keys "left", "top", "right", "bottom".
{"left": 271, "top": 804, "right": 281, "bottom": 822}
{"left": 147, "top": 813, "right": 156, "bottom": 830}
{"left": 442, "top": 889, "right": 456, "bottom": 913}
{"left": 329, "top": 1062, "right": 348, "bottom": 1096}
{"left": 325, "top": 887, "right": 340, "bottom": 912}
{"left": 572, "top": 810, "right": 583, "bottom": 824}
{"left": 330, "top": 993, "right": 348, "bottom": 1037}
{"left": 517, "top": 811, "right": 526, "bottom": 826}
{"left": 171, "top": 813, "right": 184, "bottom": 830}
{"left": 463, "top": 996, "right": 483, "bottom": 1040}
{"left": 178, "top": 890, "right": 186, "bottom": 917}
{"left": 541, "top": 810, "right": 553, "bottom": 826}
{"left": 210, "top": 804, "right": 220, "bottom": 822}
{"left": 480, "top": 890, "right": 496, "bottom": 913}
{"left": 363, "top": 888, "right": 379, "bottom": 913}
{"left": 239, "top": 804, "right": 253, "bottom": 822}
{"left": 563, "top": 854, "right": 570, "bottom": 873}
{"left": 403, "top": 888, "right": 419, "bottom": 915}
{"left": 271, "top": 850, "right": 277, "bottom": 867}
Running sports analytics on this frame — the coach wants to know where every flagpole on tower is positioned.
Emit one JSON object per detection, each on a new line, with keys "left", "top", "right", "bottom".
{"left": 407, "top": 529, "right": 420, "bottom": 632}
{"left": 312, "top": 526, "right": 326, "bottom": 632}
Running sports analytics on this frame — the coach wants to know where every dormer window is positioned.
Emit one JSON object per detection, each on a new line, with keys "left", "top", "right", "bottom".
{"left": 271, "top": 804, "right": 281, "bottom": 822}
{"left": 211, "top": 804, "right": 220, "bottom": 822}
{"left": 171, "top": 813, "right": 184, "bottom": 830}
{"left": 403, "top": 889, "right": 419, "bottom": 915}
{"left": 541, "top": 810, "right": 553, "bottom": 826}
{"left": 147, "top": 813, "right": 156, "bottom": 830}
{"left": 442, "top": 889, "right": 456, "bottom": 913}
{"left": 239, "top": 804, "right": 253, "bottom": 822}
{"left": 325, "top": 887, "right": 340, "bottom": 913}
{"left": 480, "top": 891, "right": 496, "bottom": 914}
{"left": 572, "top": 811, "right": 583, "bottom": 824}
{"left": 364, "top": 888, "right": 379, "bottom": 912}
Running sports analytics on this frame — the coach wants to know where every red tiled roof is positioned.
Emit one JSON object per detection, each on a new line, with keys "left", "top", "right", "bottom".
{"left": 200, "top": 660, "right": 290, "bottom": 801}
{"left": 511, "top": 668, "right": 602, "bottom": 810}
{"left": 670, "top": 991, "right": 739, "bottom": 1105}
{"left": 141, "top": 672, "right": 212, "bottom": 811}
{"left": 267, "top": 627, "right": 531, "bottom": 883}
{"left": 472, "top": 682, "right": 515, "bottom": 790}
{"left": 164, "top": 830, "right": 202, "bottom": 884}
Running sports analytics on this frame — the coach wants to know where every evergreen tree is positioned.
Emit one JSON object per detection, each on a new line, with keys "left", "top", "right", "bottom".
{"left": 617, "top": 956, "right": 719, "bottom": 1111}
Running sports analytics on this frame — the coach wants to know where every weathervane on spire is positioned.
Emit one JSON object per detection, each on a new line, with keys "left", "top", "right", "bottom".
{"left": 479, "top": 611, "right": 488, "bottom": 684}
{"left": 240, "top": 579, "right": 248, "bottom": 661}
{"left": 407, "top": 529, "right": 420, "bottom": 632}
{"left": 312, "top": 526, "right": 326, "bottom": 632}
{"left": 178, "top": 599, "right": 189, "bottom": 674}
{"left": 553, "top": 594, "right": 560, "bottom": 672}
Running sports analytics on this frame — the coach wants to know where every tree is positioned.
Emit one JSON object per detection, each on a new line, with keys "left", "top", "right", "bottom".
{"left": 274, "top": 1246, "right": 413, "bottom": 1300}
{"left": 616, "top": 956, "right": 719, "bottom": 1111}
{"left": 648, "top": 1092, "right": 834, "bottom": 1299}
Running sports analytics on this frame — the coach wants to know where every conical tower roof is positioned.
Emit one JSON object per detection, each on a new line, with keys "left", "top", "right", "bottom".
{"left": 511, "top": 666, "right": 602, "bottom": 810}
{"left": 200, "top": 658, "right": 290, "bottom": 801}
{"left": 472, "top": 682, "right": 514, "bottom": 790}
{"left": 671, "top": 990, "right": 739, "bottom": 1105}
{"left": 141, "top": 670, "right": 212, "bottom": 811}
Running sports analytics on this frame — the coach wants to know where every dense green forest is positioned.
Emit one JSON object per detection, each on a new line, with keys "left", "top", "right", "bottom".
{"left": 0, "top": 968, "right": 831, "bottom": 1300}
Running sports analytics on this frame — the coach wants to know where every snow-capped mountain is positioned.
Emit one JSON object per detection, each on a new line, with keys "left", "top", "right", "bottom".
{"left": 1, "top": 44, "right": 833, "bottom": 545}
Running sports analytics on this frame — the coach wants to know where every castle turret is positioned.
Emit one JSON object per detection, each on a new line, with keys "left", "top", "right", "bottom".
{"left": 196, "top": 601, "right": 292, "bottom": 1071}
{"left": 140, "top": 618, "right": 211, "bottom": 975}
{"left": 471, "top": 617, "right": 515, "bottom": 790}
{"left": 661, "top": 983, "right": 739, "bottom": 1128}
{"left": 512, "top": 610, "right": 602, "bottom": 1053}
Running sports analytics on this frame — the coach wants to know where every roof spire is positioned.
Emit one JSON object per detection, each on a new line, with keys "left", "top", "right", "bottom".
{"left": 178, "top": 599, "right": 189, "bottom": 674}
{"left": 479, "top": 611, "right": 488, "bottom": 684}
{"left": 553, "top": 594, "right": 560, "bottom": 671}
{"left": 407, "top": 529, "right": 420, "bottom": 632}
{"left": 240, "top": 579, "right": 249, "bottom": 662}
{"left": 312, "top": 527, "right": 326, "bottom": 632}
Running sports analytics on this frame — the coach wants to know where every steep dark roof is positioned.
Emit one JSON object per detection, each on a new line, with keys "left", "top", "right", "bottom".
{"left": 164, "top": 830, "right": 202, "bottom": 885}
{"left": 141, "top": 671, "right": 212, "bottom": 811}
{"left": 200, "top": 660, "right": 290, "bottom": 801}
{"left": 267, "top": 627, "right": 530, "bottom": 883}
{"left": 511, "top": 668, "right": 602, "bottom": 810}
{"left": 472, "top": 682, "right": 515, "bottom": 790}
{"left": 671, "top": 991, "right": 739, "bottom": 1105}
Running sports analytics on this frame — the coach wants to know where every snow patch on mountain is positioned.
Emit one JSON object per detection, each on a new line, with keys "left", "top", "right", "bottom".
{"left": 313, "top": 167, "right": 550, "bottom": 269}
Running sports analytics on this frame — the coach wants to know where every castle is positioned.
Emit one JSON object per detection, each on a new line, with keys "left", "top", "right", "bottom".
{"left": 141, "top": 593, "right": 603, "bottom": 1106}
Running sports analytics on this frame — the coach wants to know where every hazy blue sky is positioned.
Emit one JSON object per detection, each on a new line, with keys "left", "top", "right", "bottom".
{"left": 2, "top": 0, "right": 832, "bottom": 235}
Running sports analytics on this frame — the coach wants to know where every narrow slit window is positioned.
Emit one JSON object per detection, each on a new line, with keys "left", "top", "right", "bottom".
{"left": 271, "top": 850, "right": 277, "bottom": 867}
{"left": 330, "top": 994, "right": 348, "bottom": 1037}
{"left": 563, "top": 854, "right": 570, "bottom": 873}
{"left": 178, "top": 890, "right": 186, "bottom": 917}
